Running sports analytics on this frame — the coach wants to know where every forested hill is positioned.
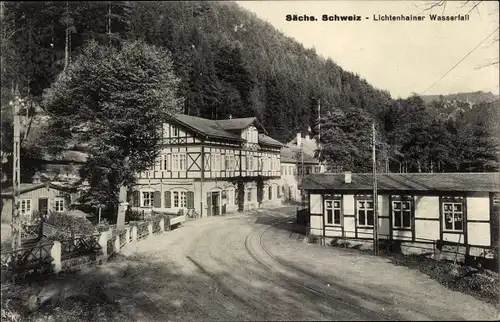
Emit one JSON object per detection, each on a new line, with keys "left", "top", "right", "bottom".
{"left": 132, "top": 1, "right": 393, "bottom": 142}
{"left": 1, "top": 1, "right": 391, "bottom": 143}
{"left": 421, "top": 91, "right": 499, "bottom": 105}
{"left": 2, "top": 1, "right": 498, "bottom": 177}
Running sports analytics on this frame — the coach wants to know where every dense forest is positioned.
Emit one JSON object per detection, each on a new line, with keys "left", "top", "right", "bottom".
{"left": 1, "top": 1, "right": 498, "bottom": 183}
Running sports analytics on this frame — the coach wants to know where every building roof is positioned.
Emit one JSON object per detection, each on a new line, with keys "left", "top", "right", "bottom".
{"left": 216, "top": 117, "right": 257, "bottom": 131}
{"left": 1, "top": 182, "right": 73, "bottom": 198}
{"left": 259, "top": 134, "right": 285, "bottom": 148}
{"left": 175, "top": 114, "right": 243, "bottom": 141}
{"left": 280, "top": 146, "right": 318, "bottom": 164}
{"left": 173, "top": 114, "right": 281, "bottom": 147}
{"left": 287, "top": 135, "right": 318, "bottom": 158}
{"left": 299, "top": 172, "right": 500, "bottom": 192}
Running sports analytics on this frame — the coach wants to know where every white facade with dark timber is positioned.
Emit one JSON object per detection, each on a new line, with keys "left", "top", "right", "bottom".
{"left": 129, "top": 114, "right": 284, "bottom": 217}
{"left": 299, "top": 172, "right": 500, "bottom": 261}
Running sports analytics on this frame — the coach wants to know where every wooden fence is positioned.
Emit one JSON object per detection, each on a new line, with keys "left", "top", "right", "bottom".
{"left": 1, "top": 214, "right": 187, "bottom": 283}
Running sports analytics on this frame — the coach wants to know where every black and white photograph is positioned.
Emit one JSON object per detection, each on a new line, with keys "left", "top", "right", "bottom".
{"left": 1, "top": 0, "right": 499, "bottom": 321}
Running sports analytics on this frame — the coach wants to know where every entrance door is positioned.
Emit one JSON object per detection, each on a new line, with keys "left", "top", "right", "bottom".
{"left": 39, "top": 198, "right": 48, "bottom": 214}
{"left": 211, "top": 192, "right": 220, "bottom": 216}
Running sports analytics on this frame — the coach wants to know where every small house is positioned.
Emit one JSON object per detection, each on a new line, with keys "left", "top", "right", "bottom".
{"left": 1, "top": 183, "right": 75, "bottom": 224}
{"left": 299, "top": 172, "right": 499, "bottom": 260}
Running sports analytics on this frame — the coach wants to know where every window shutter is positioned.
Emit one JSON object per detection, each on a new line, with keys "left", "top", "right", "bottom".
{"left": 154, "top": 191, "right": 161, "bottom": 208}
{"left": 167, "top": 154, "right": 171, "bottom": 171}
{"left": 187, "top": 191, "right": 195, "bottom": 209}
{"left": 133, "top": 191, "right": 139, "bottom": 207}
{"left": 164, "top": 191, "right": 171, "bottom": 208}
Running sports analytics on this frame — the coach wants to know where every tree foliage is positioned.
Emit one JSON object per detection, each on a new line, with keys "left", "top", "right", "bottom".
{"left": 42, "top": 40, "right": 181, "bottom": 207}
{"left": 1, "top": 0, "right": 497, "bottom": 192}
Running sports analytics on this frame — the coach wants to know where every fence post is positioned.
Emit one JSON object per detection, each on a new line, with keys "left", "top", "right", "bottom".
{"left": 51, "top": 241, "right": 62, "bottom": 274}
{"left": 159, "top": 218, "right": 165, "bottom": 232}
{"left": 115, "top": 235, "right": 120, "bottom": 253}
{"left": 131, "top": 226, "right": 138, "bottom": 242}
{"left": 98, "top": 231, "right": 108, "bottom": 260}
{"left": 148, "top": 222, "right": 153, "bottom": 237}
{"left": 166, "top": 217, "right": 171, "bottom": 231}
{"left": 125, "top": 227, "right": 130, "bottom": 244}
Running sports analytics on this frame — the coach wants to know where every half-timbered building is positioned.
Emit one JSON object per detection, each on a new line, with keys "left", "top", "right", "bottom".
{"left": 129, "top": 114, "right": 284, "bottom": 217}
{"left": 299, "top": 172, "right": 500, "bottom": 261}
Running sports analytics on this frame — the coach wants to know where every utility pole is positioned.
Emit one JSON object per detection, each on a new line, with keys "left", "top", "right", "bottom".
{"left": 10, "top": 86, "right": 23, "bottom": 250}
{"left": 372, "top": 122, "right": 379, "bottom": 255}
{"left": 317, "top": 98, "right": 322, "bottom": 173}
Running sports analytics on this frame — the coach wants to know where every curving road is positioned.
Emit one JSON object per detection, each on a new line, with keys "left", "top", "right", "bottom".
{"left": 107, "top": 206, "right": 498, "bottom": 321}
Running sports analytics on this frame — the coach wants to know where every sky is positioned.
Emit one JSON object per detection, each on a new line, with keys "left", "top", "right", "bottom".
{"left": 236, "top": 0, "right": 499, "bottom": 99}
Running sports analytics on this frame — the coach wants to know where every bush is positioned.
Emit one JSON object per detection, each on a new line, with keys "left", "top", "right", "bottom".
{"left": 125, "top": 209, "right": 144, "bottom": 222}
{"left": 96, "top": 218, "right": 111, "bottom": 232}
{"left": 45, "top": 212, "right": 96, "bottom": 238}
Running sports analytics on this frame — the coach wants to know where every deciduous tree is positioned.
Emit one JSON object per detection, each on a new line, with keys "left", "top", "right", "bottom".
{"left": 42, "top": 40, "right": 182, "bottom": 211}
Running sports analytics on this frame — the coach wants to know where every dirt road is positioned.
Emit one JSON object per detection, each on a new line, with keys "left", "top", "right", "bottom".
{"left": 98, "top": 206, "right": 497, "bottom": 321}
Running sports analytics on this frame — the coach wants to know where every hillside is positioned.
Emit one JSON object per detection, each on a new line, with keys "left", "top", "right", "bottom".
{"left": 1, "top": 1, "right": 498, "bottom": 179}
{"left": 421, "top": 91, "right": 499, "bottom": 105}
{"left": 1, "top": 1, "right": 391, "bottom": 143}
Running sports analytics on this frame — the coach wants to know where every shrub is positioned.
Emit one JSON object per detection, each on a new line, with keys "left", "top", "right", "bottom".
{"left": 125, "top": 209, "right": 144, "bottom": 222}
{"left": 96, "top": 218, "right": 111, "bottom": 232}
{"left": 45, "top": 212, "right": 96, "bottom": 238}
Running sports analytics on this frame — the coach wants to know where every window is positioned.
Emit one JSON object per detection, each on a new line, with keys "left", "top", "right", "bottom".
{"left": 163, "top": 124, "right": 170, "bottom": 138}
{"left": 173, "top": 191, "right": 187, "bottom": 208}
{"left": 173, "top": 126, "right": 178, "bottom": 136}
{"left": 142, "top": 192, "right": 154, "bottom": 207}
{"left": 325, "top": 197, "right": 342, "bottom": 225}
{"left": 442, "top": 197, "right": 464, "bottom": 232}
{"left": 392, "top": 196, "right": 412, "bottom": 229}
{"left": 54, "top": 198, "right": 64, "bottom": 212}
{"left": 160, "top": 154, "right": 169, "bottom": 171}
{"left": 357, "top": 196, "right": 374, "bottom": 227}
{"left": 20, "top": 199, "right": 32, "bottom": 216}
{"left": 247, "top": 156, "right": 253, "bottom": 170}
{"left": 212, "top": 154, "right": 220, "bottom": 171}
{"left": 225, "top": 155, "right": 232, "bottom": 170}
{"left": 172, "top": 153, "right": 186, "bottom": 171}
{"left": 247, "top": 188, "right": 252, "bottom": 202}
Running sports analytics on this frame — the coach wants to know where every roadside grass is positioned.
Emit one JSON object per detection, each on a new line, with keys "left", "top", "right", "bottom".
{"left": 327, "top": 239, "right": 500, "bottom": 309}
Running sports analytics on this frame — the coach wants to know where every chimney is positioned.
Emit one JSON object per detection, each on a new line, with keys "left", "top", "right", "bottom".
{"left": 296, "top": 132, "right": 302, "bottom": 147}
{"left": 344, "top": 171, "right": 352, "bottom": 184}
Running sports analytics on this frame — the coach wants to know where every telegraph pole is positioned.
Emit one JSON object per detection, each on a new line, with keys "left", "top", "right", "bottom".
{"left": 372, "top": 122, "right": 379, "bottom": 255}
{"left": 317, "top": 98, "right": 322, "bottom": 172}
{"left": 10, "top": 86, "right": 22, "bottom": 250}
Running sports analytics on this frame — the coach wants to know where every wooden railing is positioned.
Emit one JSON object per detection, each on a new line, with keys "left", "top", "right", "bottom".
{"left": 136, "top": 222, "right": 149, "bottom": 240}
{"left": 60, "top": 234, "right": 102, "bottom": 260}
{"left": 119, "top": 229, "right": 127, "bottom": 248}
{"left": 21, "top": 223, "right": 41, "bottom": 240}
{"left": 152, "top": 220, "right": 161, "bottom": 234}
{"left": 42, "top": 222, "right": 72, "bottom": 238}
{"left": 1, "top": 214, "right": 186, "bottom": 283}
{"left": 1, "top": 242, "right": 54, "bottom": 282}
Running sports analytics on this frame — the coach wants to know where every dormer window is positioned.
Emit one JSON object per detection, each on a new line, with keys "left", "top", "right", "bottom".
{"left": 247, "top": 126, "right": 258, "bottom": 144}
